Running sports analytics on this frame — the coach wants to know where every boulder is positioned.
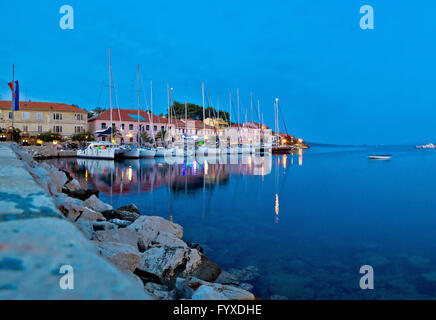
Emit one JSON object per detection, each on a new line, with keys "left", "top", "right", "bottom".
{"left": 92, "top": 228, "right": 138, "bottom": 248}
{"left": 109, "top": 218, "right": 132, "bottom": 228}
{"left": 93, "top": 221, "right": 117, "bottom": 231}
{"left": 176, "top": 277, "right": 255, "bottom": 300}
{"left": 117, "top": 210, "right": 140, "bottom": 222}
{"left": 144, "top": 282, "right": 177, "bottom": 300}
{"left": 77, "top": 207, "right": 105, "bottom": 222}
{"left": 64, "top": 179, "right": 81, "bottom": 192}
{"left": 102, "top": 209, "right": 139, "bottom": 222}
{"left": 54, "top": 195, "right": 84, "bottom": 221}
{"left": 83, "top": 195, "right": 112, "bottom": 212}
{"left": 48, "top": 169, "right": 68, "bottom": 193}
{"left": 64, "top": 188, "right": 99, "bottom": 201}
{"left": 138, "top": 246, "right": 202, "bottom": 286}
{"left": 154, "top": 231, "right": 188, "bottom": 248}
{"left": 97, "top": 242, "right": 141, "bottom": 272}
{"left": 189, "top": 255, "right": 221, "bottom": 282}
{"left": 75, "top": 219, "right": 95, "bottom": 239}
{"left": 117, "top": 204, "right": 140, "bottom": 214}
{"left": 128, "top": 216, "right": 183, "bottom": 251}
{"left": 0, "top": 217, "right": 152, "bottom": 299}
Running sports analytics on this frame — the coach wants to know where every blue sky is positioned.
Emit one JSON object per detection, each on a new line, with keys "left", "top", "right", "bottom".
{"left": 1, "top": 0, "right": 435, "bottom": 145}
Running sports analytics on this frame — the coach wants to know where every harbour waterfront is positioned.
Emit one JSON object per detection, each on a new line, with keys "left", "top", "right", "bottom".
{"left": 43, "top": 146, "right": 436, "bottom": 299}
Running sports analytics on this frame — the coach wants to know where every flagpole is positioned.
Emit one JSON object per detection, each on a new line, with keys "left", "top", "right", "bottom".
{"left": 11, "top": 64, "right": 14, "bottom": 136}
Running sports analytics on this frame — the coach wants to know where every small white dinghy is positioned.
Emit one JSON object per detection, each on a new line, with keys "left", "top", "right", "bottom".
{"left": 368, "top": 155, "right": 392, "bottom": 160}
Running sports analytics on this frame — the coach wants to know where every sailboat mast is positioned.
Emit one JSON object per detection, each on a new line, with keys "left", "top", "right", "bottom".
{"left": 237, "top": 88, "right": 240, "bottom": 126}
{"left": 202, "top": 82, "right": 205, "bottom": 133}
{"left": 250, "top": 92, "right": 253, "bottom": 124}
{"left": 185, "top": 99, "right": 187, "bottom": 135}
{"left": 137, "top": 64, "right": 140, "bottom": 147}
{"left": 11, "top": 64, "right": 15, "bottom": 132}
{"left": 229, "top": 90, "right": 232, "bottom": 125}
{"left": 109, "top": 48, "right": 113, "bottom": 143}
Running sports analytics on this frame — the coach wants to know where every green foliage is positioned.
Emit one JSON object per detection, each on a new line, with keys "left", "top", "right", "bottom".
{"left": 168, "top": 101, "right": 230, "bottom": 122}
{"left": 37, "top": 131, "right": 62, "bottom": 142}
{"left": 141, "top": 131, "right": 151, "bottom": 143}
{"left": 112, "top": 125, "right": 123, "bottom": 138}
{"left": 71, "top": 131, "right": 95, "bottom": 142}
{"left": 155, "top": 129, "right": 168, "bottom": 141}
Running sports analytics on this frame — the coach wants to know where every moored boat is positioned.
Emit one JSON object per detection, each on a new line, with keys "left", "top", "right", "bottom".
{"left": 368, "top": 155, "right": 392, "bottom": 160}
{"left": 77, "top": 141, "right": 124, "bottom": 159}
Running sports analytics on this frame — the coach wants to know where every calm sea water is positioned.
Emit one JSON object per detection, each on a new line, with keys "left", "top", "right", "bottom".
{"left": 44, "top": 146, "right": 436, "bottom": 299}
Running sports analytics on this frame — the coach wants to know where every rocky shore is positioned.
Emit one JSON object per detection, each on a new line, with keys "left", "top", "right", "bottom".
{"left": 3, "top": 143, "right": 255, "bottom": 300}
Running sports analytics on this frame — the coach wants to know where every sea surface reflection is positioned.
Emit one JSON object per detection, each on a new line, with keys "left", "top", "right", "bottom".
{"left": 44, "top": 147, "right": 436, "bottom": 299}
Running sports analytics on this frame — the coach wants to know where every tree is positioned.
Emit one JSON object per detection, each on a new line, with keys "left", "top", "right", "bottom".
{"left": 167, "top": 101, "right": 230, "bottom": 122}
{"left": 37, "top": 131, "right": 62, "bottom": 142}
{"left": 155, "top": 129, "right": 168, "bottom": 142}
{"left": 112, "top": 125, "right": 123, "bottom": 138}
{"left": 141, "top": 131, "right": 151, "bottom": 143}
{"left": 71, "top": 130, "right": 95, "bottom": 142}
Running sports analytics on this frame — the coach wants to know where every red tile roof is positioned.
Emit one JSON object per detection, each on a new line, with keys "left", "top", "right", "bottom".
{"left": 0, "top": 101, "right": 87, "bottom": 113}
{"left": 91, "top": 109, "right": 216, "bottom": 130}
{"left": 89, "top": 109, "right": 168, "bottom": 123}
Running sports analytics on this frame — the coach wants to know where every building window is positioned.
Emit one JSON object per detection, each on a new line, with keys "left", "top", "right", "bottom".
{"left": 75, "top": 114, "right": 84, "bottom": 121}
{"left": 53, "top": 126, "right": 62, "bottom": 133}
{"left": 161, "top": 126, "right": 164, "bottom": 131}
{"left": 23, "top": 125, "right": 28, "bottom": 132}
{"left": 146, "top": 125, "right": 150, "bottom": 131}
{"left": 129, "top": 124, "right": 134, "bottom": 130}
{"left": 8, "top": 112, "right": 12, "bottom": 120}
{"left": 121, "top": 124, "right": 125, "bottom": 130}
{"left": 53, "top": 113, "right": 62, "bottom": 120}
{"left": 101, "top": 123, "right": 106, "bottom": 129}
{"left": 38, "top": 126, "right": 43, "bottom": 133}
{"left": 22, "top": 112, "right": 29, "bottom": 120}
{"left": 75, "top": 126, "right": 83, "bottom": 133}
{"left": 37, "top": 112, "right": 43, "bottom": 120}
{"left": 154, "top": 125, "right": 157, "bottom": 131}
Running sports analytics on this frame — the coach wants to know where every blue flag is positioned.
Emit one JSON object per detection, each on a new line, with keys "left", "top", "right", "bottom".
{"left": 14, "top": 81, "right": 19, "bottom": 111}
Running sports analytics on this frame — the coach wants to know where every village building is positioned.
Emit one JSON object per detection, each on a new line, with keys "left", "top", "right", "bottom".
{"left": 0, "top": 101, "right": 88, "bottom": 137}
{"left": 88, "top": 109, "right": 215, "bottom": 144}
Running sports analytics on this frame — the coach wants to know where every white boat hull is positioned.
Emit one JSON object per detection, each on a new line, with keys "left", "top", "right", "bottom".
{"left": 121, "top": 149, "right": 140, "bottom": 158}
{"left": 139, "top": 148, "right": 157, "bottom": 158}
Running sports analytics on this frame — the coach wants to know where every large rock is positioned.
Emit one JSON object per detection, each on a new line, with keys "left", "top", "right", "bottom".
{"left": 48, "top": 170, "right": 68, "bottom": 193}
{"left": 76, "top": 207, "right": 105, "bottom": 222}
{"left": 92, "top": 228, "right": 138, "bottom": 248}
{"left": 0, "top": 217, "right": 152, "bottom": 299}
{"left": 53, "top": 194, "right": 84, "bottom": 221}
{"left": 176, "top": 277, "right": 255, "bottom": 300}
{"left": 102, "top": 209, "right": 139, "bottom": 223}
{"left": 64, "top": 188, "right": 99, "bottom": 201}
{"left": 97, "top": 242, "right": 141, "bottom": 272}
{"left": 117, "top": 204, "right": 140, "bottom": 214}
{"left": 83, "top": 195, "right": 112, "bottom": 213}
{"left": 64, "top": 179, "right": 81, "bottom": 192}
{"left": 189, "top": 255, "right": 221, "bottom": 282}
{"left": 154, "top": 231, "right": 188, "bottom": 248}
{"left": 144, "top": 282, "right": 176, "bottom": 300}
{"left": 138, "top": 246, "right": 202, "bottom": 286}
{"left": 109, "top": 218, "right": 132, "bottom": 228}
{"left": 128, "top": 216, "right": 183, "bottom": 251}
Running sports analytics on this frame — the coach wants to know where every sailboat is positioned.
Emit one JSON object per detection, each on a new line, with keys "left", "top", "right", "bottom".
{"left": 135, "top": 65, "right": 156, "bottom": 158}
{"left": 78, "top": 49, "right": 125, "bottom": 159}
